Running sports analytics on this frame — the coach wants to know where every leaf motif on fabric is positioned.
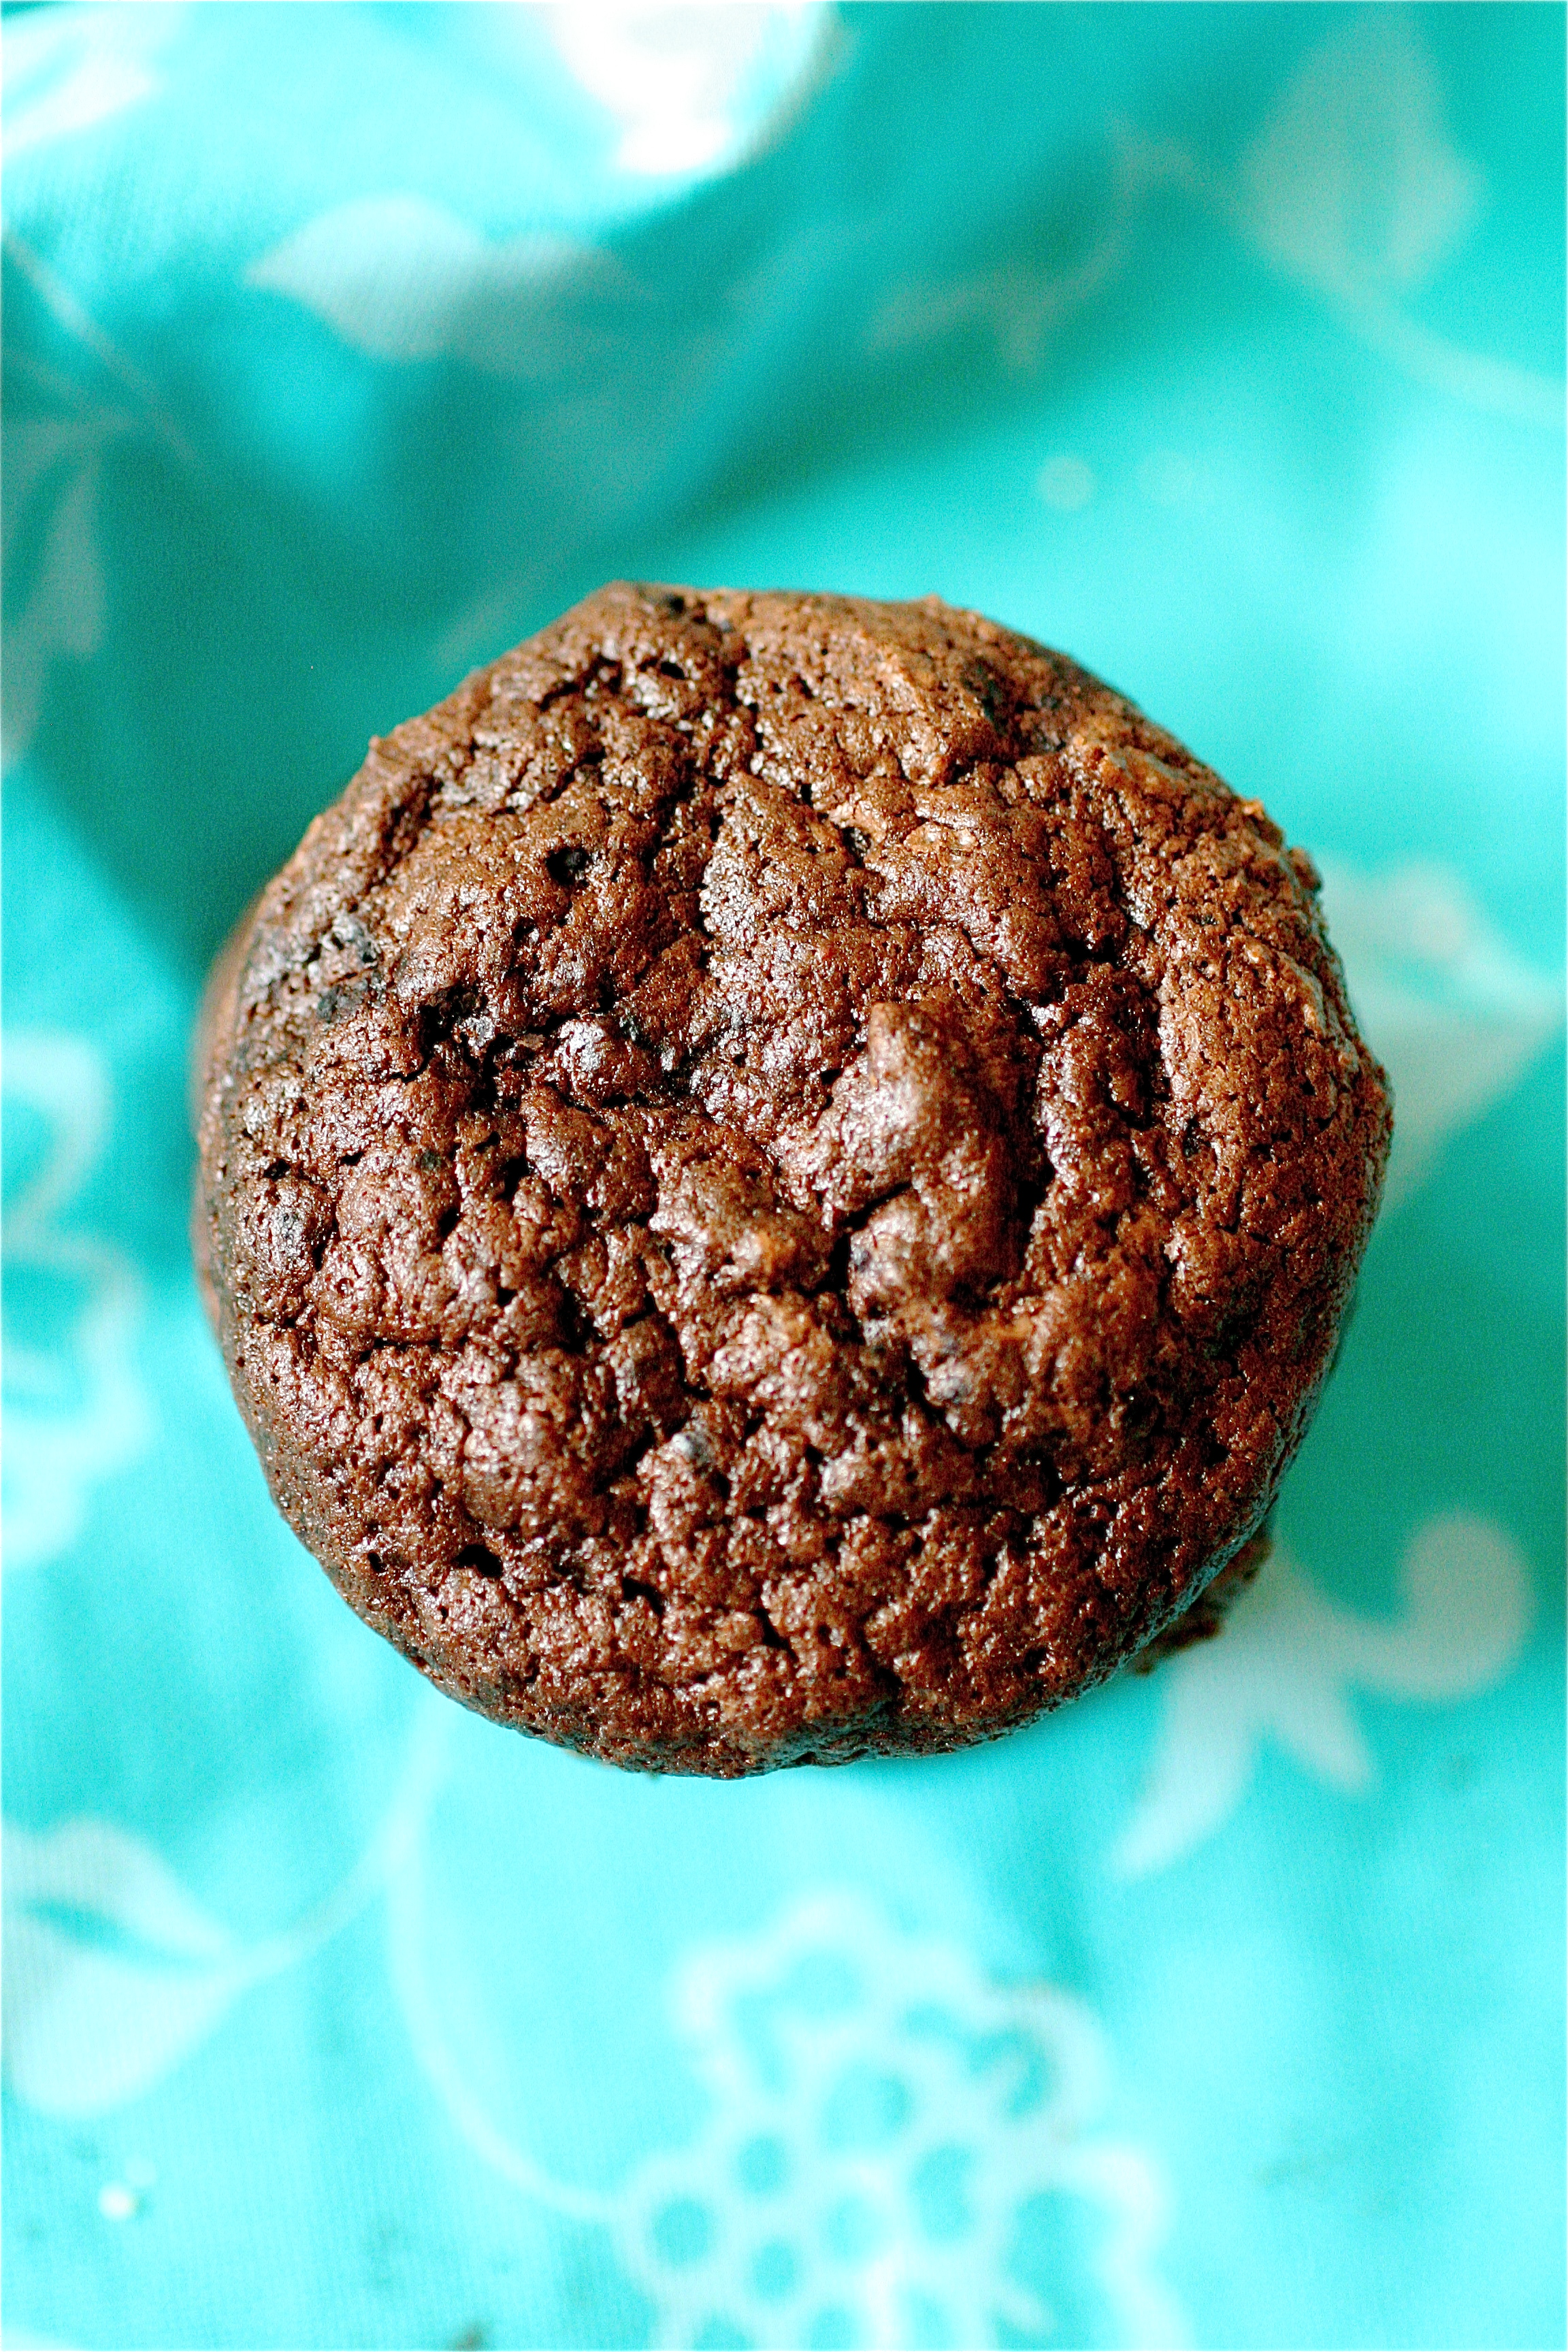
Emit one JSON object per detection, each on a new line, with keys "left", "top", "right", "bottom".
{"left": 1, "top": 4, "right": 167, "bottom": 163}
{"left": 244, "top": 196, "right": 621, "bottom": 376}
{"left": 1321, "top": 862, "right": 1562, "bottom": 1207}
{"left": 1113, "top": 1516, "right": 1534, "bottom": 1880}
{"left": 0, "top": 407, "right": 111, "bottom": 770}
{"left": 6, "top": 1818, "right": 238, "bottom": 1960}
{"left": 2, "top": 1032, "right": 152, "bottom": 1567}
{"left": 1222, "top": 15, "right": 1560, "bottom": 423}
{"left": 1098, "top": 23, "right": 1561, "bottom": 428}
{"left": 3, "top": 1712, "right": 448, "bottom": 2118}
{"left": 1238, "top": 15, "right": 1480, "bottom": 300}
{"left": 3, "top": 1820, "right": 245, "bottom": 2119}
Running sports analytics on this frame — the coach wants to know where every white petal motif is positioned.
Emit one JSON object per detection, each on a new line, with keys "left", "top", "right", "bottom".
{"left": 2, "top": 1820, "right": 244, "bottom": 2118}
{"left": 1113, "top": 1516, "right": 1534, "bottom": 1879}
{"left": 0, "top": 422, "right": 108, "bottom": 770}
{"left": 1, "top": 4, "right": 166, "bottom": 163}
{"left": 4, "top": 1917, "right": 245, "bottom": 2121}
{"left": 5, "top": 1818, "right": 238, "bottom": 1961}
{"left": 1320, "top": 862, "right": 1563, "bottom": 1208}
{"left": 1231, "top": 14, "right": 1561, "bottom": 427}
{"left": 3, "top": 1712, "right": 449, "bottom": 2117}
{"left": 244, "top": 195, "right": 619, "bottom": 376}
{"left": 2, "top": 1033, "right": 152, "bottom": 1567}
{"left": 1111, "top": 23, "right": 1562, "bottom": 429}
{"left": 1239, "top": 14, "right": 1480, "bottom": 299}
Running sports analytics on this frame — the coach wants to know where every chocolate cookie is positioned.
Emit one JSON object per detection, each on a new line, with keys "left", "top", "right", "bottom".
{"left": 196, "top": 584, "right": 1390, "bottom": 1773}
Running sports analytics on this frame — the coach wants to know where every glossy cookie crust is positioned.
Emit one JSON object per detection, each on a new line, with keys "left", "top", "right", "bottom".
{"left": 197, "top": 585, "right": 1390, "bottom": 1772}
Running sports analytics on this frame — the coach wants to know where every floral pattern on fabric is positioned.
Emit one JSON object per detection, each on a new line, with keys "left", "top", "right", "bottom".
{"left": 3, "top": 7, "right": 1561, "bottom": 2347}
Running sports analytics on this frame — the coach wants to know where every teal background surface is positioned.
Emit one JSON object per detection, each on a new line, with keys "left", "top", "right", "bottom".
{"left": 3, "top": 7, "right": 1564, "bottom": 2348}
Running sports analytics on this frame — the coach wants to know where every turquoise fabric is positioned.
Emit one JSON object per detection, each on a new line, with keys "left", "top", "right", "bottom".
{"left": 4, "top": 6, "right": 1564, "bottom": 2347}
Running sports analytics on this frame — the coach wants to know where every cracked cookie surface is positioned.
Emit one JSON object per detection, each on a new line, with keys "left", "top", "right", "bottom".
{"left": 197, "top": 583, "right": 1390, "bottom": 1773}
